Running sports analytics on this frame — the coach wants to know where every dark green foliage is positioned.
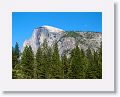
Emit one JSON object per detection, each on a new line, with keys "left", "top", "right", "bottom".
{"left": 12, "top": 48, "right": 18, "bottom": 69}
{"left": 36, "top": 47, "right": 42, "bottom": 68}
{"left": 64, "top": 32, "right": 80, "bottom": 38}
{"left": 61, "top": 53, "right": 69, "bottom": 78}
{"left": 80, "top": 49, "right": 89, "bottom": 78}
{"left": 50, "top": 41, "right": 63, "bottom": 79}
{"left": 36, "top": 39, "right": 52, "bottom": 79}
{"left": 12, "top": 42, "right": 20, "bottom": 78}
{"left": 20, "top": 46, "right": 34, "bottom": 79}
{"left": 12, "top": 41, "right": 102, "bottom": 79}
{"left": 69, "top": 46, "right": 84, "bottom": 79}
{"left": 85, "top": 48, "right": 95, "bottom": 79}
{"left": 12, "top": 42, "right": 20, "bottom": 69}
{"left": 85, "top": 46, "right": 102, "bottom": 79}
{"left": 14, "top": 42, "right": 20, "bottom": 58}
{"left": 35, "top": 47, "right": 43, "bottom": 78}
{"left": 12, "top": 64, "right": 25, "bottom": 79}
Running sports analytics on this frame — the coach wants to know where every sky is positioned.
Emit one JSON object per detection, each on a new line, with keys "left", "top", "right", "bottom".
{"left": 12, "top": 12, "right": 102, "bottom": 48}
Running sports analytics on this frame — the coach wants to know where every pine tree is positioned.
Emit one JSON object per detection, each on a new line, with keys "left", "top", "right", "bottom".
{"left": 12, "top": 42, "right": 20, "bottom": 69}
{"left": 36, "top": 47, "right": 44, "bottom": 78}
{"left": 12, "top": 40, "right": 102, "bottom": 79}
{"left": 36, "top": 47, "right": 43, "bottom": 68}
{"left": 12, "top": 47, "right": 17, "bottom": 69}
{"left": 21, "top": 45, "right": 34, "bottom": 79}
{"left": 92, "top": 50, "right": 99, "bottom": 79}
{"left": 85, "top": 48, "right": 93, "bottom": 79}
{"left": 50, "top": 41, "right": 63, "bottom": 79}
{"left": 62, "top": 53, "right": 69, "bottom": 78}
{"left": 69, "top": 45, "right": 83, "bottom": 79}
{"left": 12, "top": 63, "right": 24, "bottom": 79}
{"left": 80, "top": 49, "right": 89, "bottom": 79}
{"left": 14, "top": 42, "right": 20, "bottom": 58}
{"left": 86, "top": 48, "right": 99, "bottom": 79}
{"left": 45, "top": 47, "right": 52, "bottom": 78}
{"left": 67, "top": 48, "right": 75, "bottom": 78}
{"left": 12, "top": 42, "right": 21, "bottom": 79}
{"left": 36, "top": 40, "right": 52, "bottom": 79}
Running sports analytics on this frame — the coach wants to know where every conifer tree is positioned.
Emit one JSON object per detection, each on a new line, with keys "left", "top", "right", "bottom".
{"left": 85, "top": 48, "right": 92, "bottom": 78}
{"left": 21, "top": 45, "right": 34, "bottom": 79}
{"left": 12, "top": 47, "right": 17, "bottom": 69}
{"left": 14, "top": 42, "right": 20, "bottom": 58}
{"left": 92, "top": 50, "right": 99, "bottom": 78}
{"left": 12, "top": 40, "right": 102, "bottom": 79}
{"left": 12, "top": 42, "right": 20, "bottom": 69}
{"left": 12, "top": 63, "right": 24, "bottom": 79}
{"left": 69, "top": 45, "right": 83, "bottom": 79}
{"left": 36, "top": 40, "right": 52, "bottom": 79}
{"left": 80, "top": 49, "right": 89, "bottom": 78}
{"left": 50, "top": 41, "right": 63, "bottom": 79}
{"left": 36, "top": 47, "right": 44, "bottom": 78}
{"left": 36, "top": 47, "right": 43, "bottom": 67}
{"left": 86, "top": 48, "right": 96, "bottom": 79}
{"left": 45, "top": 47, "right": 52, "bottom": 78}
{"left": 41, "top": 39, "right": 51, "bottom": 78}
{"left": 62, "top": 53, "right": 69, "bottom": 78}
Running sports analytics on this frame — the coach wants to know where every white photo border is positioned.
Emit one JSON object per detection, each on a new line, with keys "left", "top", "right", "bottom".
{"left": 0, "top": 0, "right": 114, "bottom": 91}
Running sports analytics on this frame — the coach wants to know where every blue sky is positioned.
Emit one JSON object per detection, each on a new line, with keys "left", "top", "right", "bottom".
{"left": 12, "top": 12, "right": 102, "bottom": 48}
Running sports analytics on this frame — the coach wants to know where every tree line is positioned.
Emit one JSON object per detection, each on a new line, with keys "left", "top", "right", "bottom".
{"left": 12, "top": 40, "right": 102, "bottom": 79}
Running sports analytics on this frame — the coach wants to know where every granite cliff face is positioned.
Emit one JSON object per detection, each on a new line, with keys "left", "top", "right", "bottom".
{"left": 22, "top": 25, "right": 102, "bottom": 56}
{"left": 22, "top": 25, "right": 64, "bottom": 53}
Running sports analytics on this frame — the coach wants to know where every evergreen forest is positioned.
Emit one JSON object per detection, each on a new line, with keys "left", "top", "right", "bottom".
{"left": 12, "top": 41, "right": 102, "bottom": 79}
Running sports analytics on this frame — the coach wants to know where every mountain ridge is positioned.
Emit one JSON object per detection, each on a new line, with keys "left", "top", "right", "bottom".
{"left": 22, "top": 26, "right": 102, "bottom": 56}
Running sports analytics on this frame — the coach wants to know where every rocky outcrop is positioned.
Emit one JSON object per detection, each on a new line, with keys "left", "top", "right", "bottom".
{"left": 22, "top": 25, "right": 64, "bottom": 53}
{"left": 22, "top": 25, "right": 102, "bottom": 56}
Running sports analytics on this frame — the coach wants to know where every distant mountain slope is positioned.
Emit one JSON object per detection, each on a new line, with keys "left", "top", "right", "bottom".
{"left": 22, "top": 25, "right": 102, "bottom": 56}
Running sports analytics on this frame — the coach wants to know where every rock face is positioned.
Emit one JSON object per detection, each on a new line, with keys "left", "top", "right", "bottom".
{"left": 22, "top": 25, "right": 102, "bottom": 56}
{"left": 22, "top": 25, "right": 64, "bottom": 53}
